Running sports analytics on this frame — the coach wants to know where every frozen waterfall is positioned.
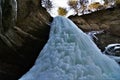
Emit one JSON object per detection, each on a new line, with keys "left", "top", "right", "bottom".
{"left": 19, "top": 16, "right": 120, "bottom": 80}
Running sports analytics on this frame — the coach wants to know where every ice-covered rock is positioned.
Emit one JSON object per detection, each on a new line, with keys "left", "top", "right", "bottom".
{"left": 103, "top": 44, "right": 120, "bottom": 63}
{"left": 0, "top": 0, "right": 17, "bottom": 32}
{"left": 103, "top": 43, "right": 120, "bottom": 56}
{"left": 19, "top": 16, "right": 120, "bottom": 80}
{"left": 0, "top": 0, "right": 3, "bottom": 32}
{"left": 87, "top": 30, "right": 104, "bottom": 41}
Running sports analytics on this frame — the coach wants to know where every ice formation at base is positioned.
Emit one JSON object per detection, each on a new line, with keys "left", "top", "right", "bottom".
{"left": 19, "top": 16, "right": 120, "bottom": 80}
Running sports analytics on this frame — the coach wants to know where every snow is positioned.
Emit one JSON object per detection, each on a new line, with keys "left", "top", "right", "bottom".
{"left": 105, "top": 44, "right": 120, "bottom": 50}
{"left": 19, "top": 16, "right": 120, "bottom": 80}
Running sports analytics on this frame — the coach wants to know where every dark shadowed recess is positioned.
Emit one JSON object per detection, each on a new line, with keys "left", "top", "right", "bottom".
{"left": 0, "top": 0, "right": 52, "bottom": 79}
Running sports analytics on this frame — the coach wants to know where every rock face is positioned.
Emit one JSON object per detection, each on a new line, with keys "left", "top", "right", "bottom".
{"left": 70, "top": 7, "right": 120, "bottom": 32}
{"left": 1, "top": 0, "right": 17, "bottom": 32}
{"left": 109, "top": 24, "right": 120, "bottom": 37}
{"left": 0, "top": 0, "right": 2, "bottom": 31}
{"left": 0, "top": 0, "right": 52, "bottom": 80}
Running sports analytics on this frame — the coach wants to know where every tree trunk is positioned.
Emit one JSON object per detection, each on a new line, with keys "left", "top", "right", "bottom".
{"left": 0, "top": 0, "right": 52, "bottom": 80}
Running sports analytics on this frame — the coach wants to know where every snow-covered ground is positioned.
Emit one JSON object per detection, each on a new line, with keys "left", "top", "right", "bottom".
{"left": 19, "top": 16, "right": 120, "bottom": 80}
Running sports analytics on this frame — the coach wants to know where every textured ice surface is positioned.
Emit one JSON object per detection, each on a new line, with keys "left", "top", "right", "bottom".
{"left": 108, "top": 55, "right": 120, "bottom": 62}
{"left": 19, "top": 16, "right": 120, "bottom": 80}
